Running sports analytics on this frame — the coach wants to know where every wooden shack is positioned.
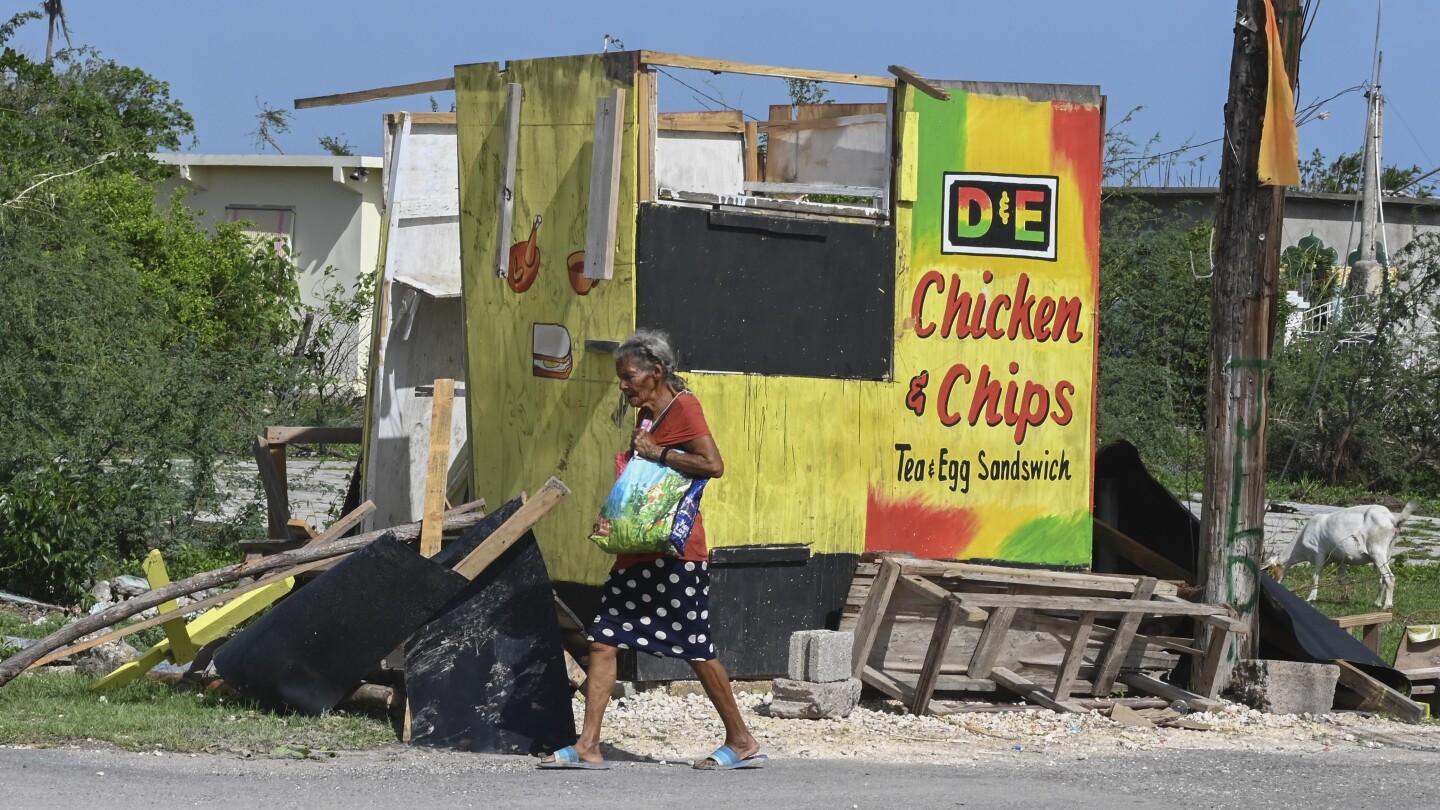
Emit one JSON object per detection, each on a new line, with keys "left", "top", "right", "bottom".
{"left": 452, "top": 52, "right": 1102, "bottom": 678}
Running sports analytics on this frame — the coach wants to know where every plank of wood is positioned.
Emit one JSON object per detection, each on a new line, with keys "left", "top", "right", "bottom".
{"left": 1051, "top": 612, "right": 1098, "bottom": 702}
{"left": 954, "top": 593, "right": 1228, "bottom": 618}
{"left": 418, "top": 378, "right": 456, "bottom": 557}
{"left": 294, "top": 77, "right": 456, "bottom": 110}
{"left": 967, "top": 606, "right": 1016, "bottom": 680}
{"left": 910, "top": 596, "right": 963, "bottom": 716}
{"left": 990, "top": 667, "right": 1088, "bottom": 713}
{"left": 657, "top": 111, "right": 743, "bottom": 132}
{"left": 23, "top": 501, "right": 378, "bottom": 669}
{"left": 1400, "top": 666, "right": 1440, "bottom": 681}
{"left": 656, "top": 188, "right": 886, "bottom": 220}
{"left": 638, "top": 51, "right": 890, "bottom": 87}
{"left": 898, "top": 110, "right": 918, "bottom": 203}
{"left": 1118, "top": 672, "right": 1226, "bottom": 713}
{"left": 851, "top": 558, "right": 903, "bottom": 679}
{"left": 493, "top": 83, "right": 522, "bottom": 279}
{"left": 887, "top": 557, "right": 1181, "bottom": 597}
{"left": 1334, "top": 660, "right": 1427, "bottom": 723}
{"left": 1197, "top": 622, "right": 1231, "bottom": 699}
{"left": 755, "top": 113, "right": 887, "bottom": 133}
{"left": 896, "top": 574, "right": 989, "bottom": 620}
{"left": 1091, "top": 578, "right": 1159, "bottom": 695}
{"left": 1155, "top": 596, "right": 1250, "bottom": 633}
{"left": 861, "top": 664, "right": 913, "bottom": 702}
{"left": 141, "top": 550, "right": 197, "bottom": 663}
{"left": 264, "top": 426, "right": 363, "bottom": 445}
{"left": 252, "top": 435, "right": 290, "bottom": 540}
{"left": 743, "top": 181, "right": 883, "bottom": 198}
{"left": 742, "top": 121, "right": 759, "bottom": 183}
{"left": 794, "top": 102, "right": 887, "bottom": 120}
{"left": 886, "top": 65, "right": 950, "bottom": 101}
{"left": 583, "top": 88, "right": 626, "bottom": 281}
{"left": 1332, "top": 612, "right": 1392, "bottom": 654}
{"left": 637, "top": 70, "right": 656, "bottom": 202}
{"left": 398, "top": 112, "right": 457, "bottom": 125}
{"left": 451, "top": 478, "right": 570, "bottom": 580}
{"left": 1092, "top": 519, "right": 1194, "bottom": 582}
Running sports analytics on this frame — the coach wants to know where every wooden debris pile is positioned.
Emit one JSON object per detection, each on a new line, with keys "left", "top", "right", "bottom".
{"left": 841, "top": 554, "right": 1243, "bottom": 715}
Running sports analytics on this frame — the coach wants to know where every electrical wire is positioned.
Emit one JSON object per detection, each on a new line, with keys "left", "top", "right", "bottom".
{"left": 653, "top": 68, "right": 764, "bottom": 123}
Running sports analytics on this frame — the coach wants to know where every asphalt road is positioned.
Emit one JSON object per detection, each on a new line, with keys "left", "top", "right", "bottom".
{"left": 4, "top": 744, "right": 1438, "bottom": 810}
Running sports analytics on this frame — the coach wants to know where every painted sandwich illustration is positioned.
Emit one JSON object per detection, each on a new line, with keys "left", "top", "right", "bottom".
{"left": 532, "top": 323, "right": 573, "bottom": 380}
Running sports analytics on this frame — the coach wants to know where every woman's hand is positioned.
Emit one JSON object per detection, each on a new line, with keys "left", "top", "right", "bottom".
{"left": 631, "top": 428, "right": 662, "bottom": 461}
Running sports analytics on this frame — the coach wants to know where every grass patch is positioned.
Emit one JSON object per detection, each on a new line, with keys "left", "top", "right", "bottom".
{"left": 1279, "top": 559, "right": 1440, "bottom": 663}
{"left": 0, "top": 609, "right": 67, "bottom": 640}
{"left": 0, "top": 671, "right": 395, "bottom": 753}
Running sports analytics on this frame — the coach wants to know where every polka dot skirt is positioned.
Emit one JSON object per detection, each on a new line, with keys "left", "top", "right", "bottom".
{"left": 587, "top": 558, "right": 715, "bottom": 661}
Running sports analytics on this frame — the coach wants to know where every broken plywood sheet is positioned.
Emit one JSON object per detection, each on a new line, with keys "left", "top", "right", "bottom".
{"left": 364, "top": 112, "right": 469, "bottom": 532}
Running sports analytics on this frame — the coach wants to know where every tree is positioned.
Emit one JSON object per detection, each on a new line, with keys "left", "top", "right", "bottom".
{"left": 41, "top": 0, "right": 67, "bottom": 61}
{"left": 1299, "top": 148, "right": 1436, "bottom": 197}
{"left": 1, "top": 13, "right": 305, "bottom": 600}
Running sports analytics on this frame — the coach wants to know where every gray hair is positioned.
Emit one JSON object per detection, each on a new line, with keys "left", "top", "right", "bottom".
{"left": 615, "top": 328, "right": 686, "bottom": 391}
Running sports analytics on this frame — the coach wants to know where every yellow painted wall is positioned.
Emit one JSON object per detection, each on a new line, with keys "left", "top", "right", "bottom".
{"left": 456, "top": 55, "right": 639, "bottom": 585}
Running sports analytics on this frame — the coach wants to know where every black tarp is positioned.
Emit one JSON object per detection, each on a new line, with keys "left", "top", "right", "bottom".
{"left": 405, "top": 499, "right": 576, "bottom": 753}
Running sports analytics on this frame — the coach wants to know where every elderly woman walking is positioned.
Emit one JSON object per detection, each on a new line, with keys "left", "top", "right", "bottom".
{"left": 540, "top": 329, "right": 765, "bottom": 771}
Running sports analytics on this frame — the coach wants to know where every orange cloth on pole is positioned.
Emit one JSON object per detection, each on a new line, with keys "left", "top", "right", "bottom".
{"left": 1259, "top": 0, "right": 1300, "bottom": 187}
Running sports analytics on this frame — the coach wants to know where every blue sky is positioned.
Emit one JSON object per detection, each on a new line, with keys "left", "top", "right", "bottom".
{"left": 15, "top": 1, "right": 1439, "bottom": 186}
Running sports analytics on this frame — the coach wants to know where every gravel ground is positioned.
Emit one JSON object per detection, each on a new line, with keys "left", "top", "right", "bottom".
{"left": 584, "top": 689, "right": 1440, "bottom": 765}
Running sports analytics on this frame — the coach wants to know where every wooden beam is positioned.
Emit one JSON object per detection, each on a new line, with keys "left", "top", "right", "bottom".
{"left": 1118, "top": 672, "right": 1226, "bottom": 713}
{"left": 265, "top": 426, "right": 363, "bottom": 445}
{"left": 1334, "top": 659, "right": 1427, "bottom": 724}
{"left": 419, "top": 378, "right": 456, "bottom": 557}
{"left": 742, "top": 121, "right": 759, "bottom": 183}
{"left": 583, "top": 88, "right": 625, "bottom": 281}
{"left": 252, "top": 435, "right": 290, "bottom": 540}
{"left": 1092, "top": 578, "right": 1159, "bottom": 695}
{"left": 656, "top": 189, "right": 886, "bottom": 220}
{"left": 886, "top": 65, "right": 950, "bottom": 101}
{"left": 493, "top": 82, "right": 523, "bottom": 280}
{"left": 967, "top": 606, "right": 1016, "bottom": 681}
{"left": 1196, "top": 622, "right": 1231, "bottom": 698}
{"left": 657, "top": 111, "right": 743, "bottom": 132}
{"left": 451, "top": 478, "right": 570, "bottom": 580}
{"left": 743, "top": 181, "right": 883, "bottom": 198}
{"left": 637, "top": 70, "right": 656, "bottom": 202}
{"left": 886, "top": 555, "right": 1182, "bottom": 597}
{"left": 1051, "top": 611, "right": 1098, "bottom": 702}
{"left": 639, "top": 51, "right": 890, "bottom": 87}
{"left": 910, "top": 595, "right": 963, "bottom": 716}
{"left": 1092, "top": 519, "right": 1194, "bottom": 582}
{"left": 295, "top": 77, "right": 456, "bottom": 110}
{"left": 24, "top": 501, "right": 377, "bottom": 668}
{"left": 851, "top": 558, "right": 902, "bottom": 679}
{"left": 953, "top": 593, "right": 1230, "bottom": 618}
{"left": 1333, "top": 612, "right": 1391, "bottom": 653}
{"left": 141, "top": 550, "right": 197, "bottom": 663}
{"left": 990, "top": 667, "right": 1088, "bottom": 714}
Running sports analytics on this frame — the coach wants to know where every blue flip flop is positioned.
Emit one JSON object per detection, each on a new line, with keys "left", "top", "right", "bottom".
{"left": 694, "top": 745, "right": 768, "bottom": 770}
{"left": 538, "top": 745, "right": 613, "bottom": 770}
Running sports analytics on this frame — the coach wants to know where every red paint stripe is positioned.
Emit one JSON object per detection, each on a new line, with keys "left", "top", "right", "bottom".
{"left": 864, "top": 488, "right": 979, "bottom": 559}
{"left": 1051, "top": 100, "right": 1104, "bottom": 514}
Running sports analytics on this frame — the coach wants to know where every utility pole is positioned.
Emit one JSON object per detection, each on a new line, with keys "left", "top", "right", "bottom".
{"left": 1197, "top": 0, "right": 1302, "bottom": 693}
{"left": 1352, "top": 54, "right": 1384, "bottom": 295}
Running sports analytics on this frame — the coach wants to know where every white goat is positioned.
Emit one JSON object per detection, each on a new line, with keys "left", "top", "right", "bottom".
{"left": 1266, "top": 502, "right": 1417, "bottom": 609}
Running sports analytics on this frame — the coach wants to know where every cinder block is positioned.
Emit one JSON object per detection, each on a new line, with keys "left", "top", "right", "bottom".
{"left": 804, "top": 630, "right": 854, "bottom": 683}
{"left": 787, "top": 630, "right": 821, "bottom": 680}
{"left": 1231, "top": 659, "right": 1340, "bottom": 715}
{"left": 769, "top": 677, "right": 862, "bottom": 720}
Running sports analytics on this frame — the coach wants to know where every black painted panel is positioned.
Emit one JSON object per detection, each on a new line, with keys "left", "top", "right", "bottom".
{"left": 622, "top": 552, "right": 859, "bottom": 681}
{"left": 636, "top": 204, "right": 894, "bottom": 380}
{"left": 406, "top": 527, "right": 576, "bottom": 754}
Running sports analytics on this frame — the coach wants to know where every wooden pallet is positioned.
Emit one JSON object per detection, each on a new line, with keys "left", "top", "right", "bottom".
{"left": 850, "top": 555, "right": 1240, "bottom": 715}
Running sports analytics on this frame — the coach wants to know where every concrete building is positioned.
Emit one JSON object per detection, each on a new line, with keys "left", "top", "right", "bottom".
{"left": 152, "top": 153, "right": 386, "bottom": 383}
